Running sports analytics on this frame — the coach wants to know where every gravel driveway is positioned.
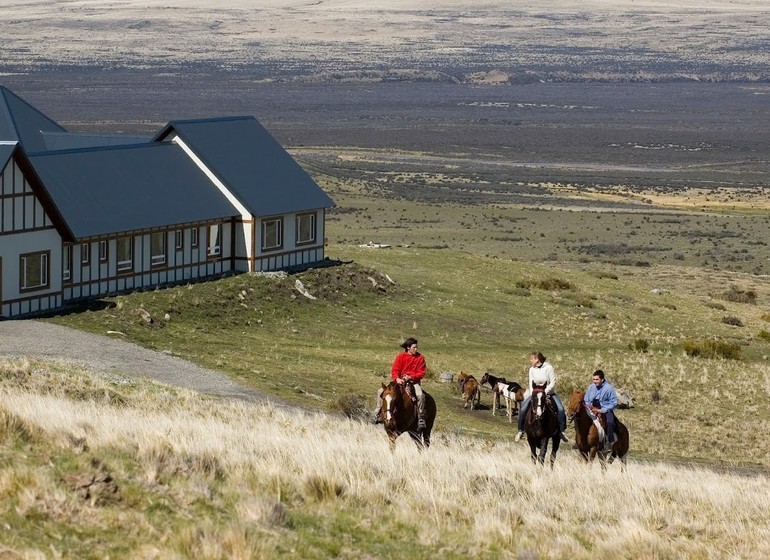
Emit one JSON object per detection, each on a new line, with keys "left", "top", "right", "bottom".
{"left": 0, "top": 320, "right": 277, "bottom": 404}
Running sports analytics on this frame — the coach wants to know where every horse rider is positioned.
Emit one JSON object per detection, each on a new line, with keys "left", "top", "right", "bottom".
{"left": 373, "top": 337, "right": 428, "bottom": 430}
{"left": 514, "top": 351, "right": 569, "bottom": 443}
{"left": 584, "top": 369, "right": 618, "bottom": 449}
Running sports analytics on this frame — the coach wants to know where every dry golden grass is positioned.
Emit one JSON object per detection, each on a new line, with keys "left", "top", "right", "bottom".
{"left": 2, "top": 358, "right": 769, "bottom": 559}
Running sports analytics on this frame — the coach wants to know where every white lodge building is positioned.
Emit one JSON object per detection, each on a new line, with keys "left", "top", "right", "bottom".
{"left": 0, "top": 86, "right": 335, "bottom": 318}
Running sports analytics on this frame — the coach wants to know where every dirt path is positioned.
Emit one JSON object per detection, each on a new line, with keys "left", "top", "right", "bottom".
{"left": 0, "top": 320, "right": 278, "bottom": 405}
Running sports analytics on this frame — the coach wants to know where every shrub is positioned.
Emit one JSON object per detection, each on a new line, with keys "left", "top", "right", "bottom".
{"left": 720, "top": 286, "right": 757, "bottom": 304}
{"left": 588, "top": 270, "right": 618, "bottom": 280}
{"left": 758, "top": 330, "right": 770, "bottom": 342}
{"left": 721, "top": 316, "right": 743, "bottom": 327}
{"left": 704, "top": 301, "right": 726, "bottom": 311}
{"left": 682, "top": 339, "right": 742, "bottom": 360}
{"left": 760, "top": 313, "right": 770, "bottom": 323}
{"left": 330, "top": 394, "right": 369, "bottom": 420}
{"left": 516, "top": 277, "right": 575, "bottom": 291}
{"left": 629, "top": 338, "right": 650, "bottom": 353}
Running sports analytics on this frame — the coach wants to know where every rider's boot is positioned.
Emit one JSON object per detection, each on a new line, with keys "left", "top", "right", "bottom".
{"left": 417, "top": 395, "right": 427, "bottom": 430}
{"left": 559, "top": 431, "right": 569, "bottom": 443}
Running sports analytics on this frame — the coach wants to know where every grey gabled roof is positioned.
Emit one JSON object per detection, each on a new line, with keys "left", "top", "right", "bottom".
{"left": 0, "top": 87, "right": 67, "bottom": 152}
{"left": 28, "top": 142, "right": 239, "bottom": 240}
{"left": 155, "top": 116, "right": 334, "bottom": 218}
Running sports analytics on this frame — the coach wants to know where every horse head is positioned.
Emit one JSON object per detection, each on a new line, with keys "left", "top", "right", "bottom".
{"left": 480, "top": 371, "right": 490, "bottom": 387}
{"left": 530, "top": 383, "right": 549, "bottom": 419}
{"left": 566, "top": 390, "right": 586, "bottom": 425}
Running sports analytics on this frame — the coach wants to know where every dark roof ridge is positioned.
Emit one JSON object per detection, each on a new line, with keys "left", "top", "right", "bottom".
{"left": 27, "top": 140, "right": 173, "bottom": 158}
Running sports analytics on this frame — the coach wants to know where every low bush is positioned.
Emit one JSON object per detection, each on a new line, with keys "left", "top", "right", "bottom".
{"left": 721, "top": 316, "right": 743, "bottom": 327}
{"left": 682, "top": 339, "right": 742, "bottom": 360}
{"left": 330, "top": 393, "right": 369, "bottom": 420}
{"left": 720, "top": 286, "right": 757, "bottom": 304}
{"left": 757, "top": 330, "right": 770, "bottom": 342}
{"left": 629, "top": 338, "right": 650, "bottom": 353}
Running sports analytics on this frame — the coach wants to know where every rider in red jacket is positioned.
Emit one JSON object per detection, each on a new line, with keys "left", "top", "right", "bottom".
{"left": 374, "top": 337, "right": 428, "bottom": 429}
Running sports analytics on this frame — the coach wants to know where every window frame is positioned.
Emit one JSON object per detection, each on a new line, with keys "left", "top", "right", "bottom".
{"left": 295, "top": 212, "right": 317, "bottom": 245}
{"left": 19, "top": 250, "right": 50, "bottom": 292}
{"left": 150, "top": 231, "right": 167, "bottom": 266}
{"left": 62, "top": 244, "right": 72, "bottom": 283}
{"left": 116, "top": 237, "right": 133, "bottom": 273}
{"left": 81, "top": 243, "right": 90, "bottom": 265}
{"left": 261, "top": 217, "right": 283, "bottom": 251}
{"left": 191, "top": 227, "right": 199, "bottom": 248}
{"left": 175, "top": 229, "right": 183, "bottom": 251}
{"left": 99, "top": 240, "right": 108, "bottom": 262}
{"left": 207, "top": 224, "right": 222, "bottom": 258}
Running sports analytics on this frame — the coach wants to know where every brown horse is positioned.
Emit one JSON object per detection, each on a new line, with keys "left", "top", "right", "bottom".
{"left": 456, "top": 371, "right": 481, "bottom": 410}
{"left": 524, "top": 384, "right": 561, "bottom": 468}
{"left": 566, "top": 390, "right": 629, "bottom": 471}
{"left": 377, "top": 381, "right": 436, "bottom": 452}
{"left": 481, "top": 372, "right": 524, "bottom": 422}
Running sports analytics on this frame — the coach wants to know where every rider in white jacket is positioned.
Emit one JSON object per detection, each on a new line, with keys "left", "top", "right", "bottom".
{"left": 515, "top": 352, "right": 569, "bottom": 443}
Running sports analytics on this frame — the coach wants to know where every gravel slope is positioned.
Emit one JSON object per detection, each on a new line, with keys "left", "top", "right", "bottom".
{"left": 0, "top": 320, "right": 278, "bottom": 404}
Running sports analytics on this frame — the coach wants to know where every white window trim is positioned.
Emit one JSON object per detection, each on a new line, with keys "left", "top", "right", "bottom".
{"left": 262, "top": 218, "right": 283, "bottom": 251}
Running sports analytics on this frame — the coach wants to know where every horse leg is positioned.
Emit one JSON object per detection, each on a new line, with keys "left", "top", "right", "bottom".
{"left": 409, "top": 430, "right": 426, "bottom": 451}
{"left": 388, "top": 433, "right": 397, "bottom": 453}
{"left": 528, "top": 441, "right": 538, "bottom": 465}
{"left": 538, "top": 439, "right": 548, "bottom": 466}
{"left": 549, "top": 435, "right": 560, "bottom": 470}
{"left": 492, "top": 391, "right": 497, "bottom": 416}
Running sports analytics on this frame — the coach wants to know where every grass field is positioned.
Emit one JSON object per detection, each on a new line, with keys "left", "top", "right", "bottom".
{"left": 41, "top": 238, "right": 770, "bottom": 470}
{"left": 2, "top": 358, "right": 770, "bottom": 559}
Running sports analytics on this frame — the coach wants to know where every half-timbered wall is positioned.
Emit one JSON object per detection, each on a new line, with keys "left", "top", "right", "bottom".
{"left": 62, "top": 221, "right": 234, "bottom": 304}
{"left": 0, "top": 156, "right": 63, "bottom": 317}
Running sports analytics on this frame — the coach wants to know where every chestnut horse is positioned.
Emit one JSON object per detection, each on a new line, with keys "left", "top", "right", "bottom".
{"left": 377, "top": 381, "right": 436, "bottom": 452}
{"left": 566, "top": 390, "right": 629, "bottom": 471}
{"left": 456, "top": 371, "right": 481, "bottom": 410}
{"left": 524, "top": 384, "right": 561, "bottom": 468}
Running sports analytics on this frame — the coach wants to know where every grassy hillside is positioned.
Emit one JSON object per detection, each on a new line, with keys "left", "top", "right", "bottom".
{"left": 2, "top": 358, "right": 769, "bottom": 559}
{"left": 45, "top": 243, "right": 770, "bottom": 470}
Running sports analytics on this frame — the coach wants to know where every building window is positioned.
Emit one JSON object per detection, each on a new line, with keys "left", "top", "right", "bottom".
{"left": 117, "top": 237, "right": 133, "bottom": 272}
{"left": 62, "top": 245, "right": 72, "bottom": 282}
{"left": 191, "top": 227, "right": 199, "bottom": 247}
{"left": 207, "top": 224, "right": 222, "bottom": 257}
{"left": 81, "top": 243, "right": 90, "bottom": 265}
{"left": 20, "top": 251, "right": 49, "bottom": 291}
{"left": 99, "top": 240, "right": 108, "bottom": 262}
{"left": 262, "top": 217, "right": 282, "bottom": 251}
{"left": 296, "top": 213, "right": 316, "bottom": 245}
{"left": 151, "top": 232, "right": 166, "bottom": 266}
{"left": 175, "top": 229, "right": 183, "bottom": 250}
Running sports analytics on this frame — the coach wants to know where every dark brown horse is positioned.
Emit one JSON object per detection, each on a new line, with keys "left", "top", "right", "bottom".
{"left": 377, "top": 381, "right": 436, "bottom": 452}
{"left": 566, "top": 390, "right": 629, "bottom": 471}
{"left": 524, "top": 384, "right": 561, "bottom": 468}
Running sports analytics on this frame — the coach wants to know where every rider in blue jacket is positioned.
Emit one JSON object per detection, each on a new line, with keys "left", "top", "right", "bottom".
{"left": 583, "top": 370, "right": 618, "bottom": 446}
